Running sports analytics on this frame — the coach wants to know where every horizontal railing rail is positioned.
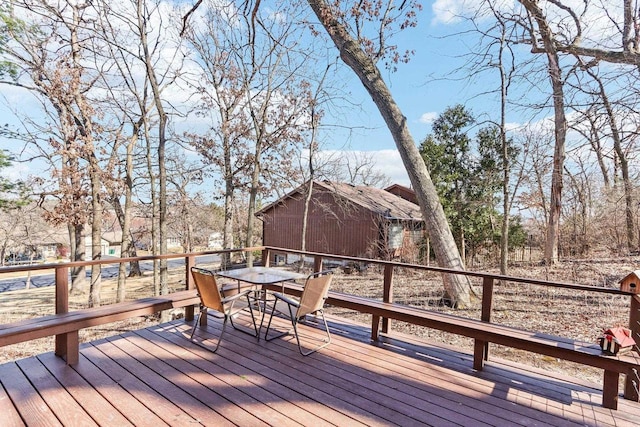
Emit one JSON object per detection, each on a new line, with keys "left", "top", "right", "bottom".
{"left": 1, "top": 245, "right": 639, "bottom": 400}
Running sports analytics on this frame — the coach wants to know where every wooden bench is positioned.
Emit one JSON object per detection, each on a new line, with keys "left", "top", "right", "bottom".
{"left": 267, "top": 282, "right": 640, "bottom": 410}
{"left": 0, "top": 290, "right": 199, "bottom": 365}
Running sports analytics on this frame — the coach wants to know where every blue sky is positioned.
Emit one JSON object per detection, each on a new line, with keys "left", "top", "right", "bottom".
{"left": 0, "top": 1, "right": 536, "bottom": 191}
{"left": 322, "top": 1, "right": 518, "bottom": 186}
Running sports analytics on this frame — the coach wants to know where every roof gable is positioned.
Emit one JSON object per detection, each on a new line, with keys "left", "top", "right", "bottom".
{"left": 257, "top": 180, "right": 423, "bottom": 221}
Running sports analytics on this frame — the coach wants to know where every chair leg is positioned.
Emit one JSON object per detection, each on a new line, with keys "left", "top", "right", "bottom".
{"left": 264, "top": 298, "right": 294, "bottom": 341}
{"left": 210, "top": 316, "right": 229, "bottom": 353}
{"left": 229, "top": 294, "right": 260, "bottom": 338}
{"left": 295, "top": 310, "right": 332, "bottom": 356}
{"left": 190, "top": 307, "right": 227, "bottom": 353}
{"left": 190, "top": 307, "right": 206, "bottom": 339}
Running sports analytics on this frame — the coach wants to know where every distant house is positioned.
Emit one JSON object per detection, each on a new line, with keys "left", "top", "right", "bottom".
{"left": 85, "top": 231, "right": 122, "bottom": 259}
{"left": 208, "top": 232, "right": 223, "bottom": 250}
{"left": 256, "top": 180, "right": 425, "bottom": 263}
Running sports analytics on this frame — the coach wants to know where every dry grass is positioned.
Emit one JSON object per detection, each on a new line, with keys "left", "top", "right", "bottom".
{"left": 2, "top": 255, "right": 639, "bottom": 386}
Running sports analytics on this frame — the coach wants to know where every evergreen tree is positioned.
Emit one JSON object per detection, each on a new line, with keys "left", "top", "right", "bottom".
{"left": 420, "top": 105, "right": 524, "bottom": 261}
{"left": 0, "top": 148, "right": 27, "bottom": 211}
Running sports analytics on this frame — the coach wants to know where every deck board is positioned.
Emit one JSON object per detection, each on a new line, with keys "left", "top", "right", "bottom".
{"left": 15, "top": 356, "right": 98, "bottom": 426}
{"left": 81, "top": 342, "right": 199, "bottom": 426}
{"left": 191, "top": 322, "right": 437, "bottom": 426}
{"left": 0, "top": 366, "right": 27, "bottom": 426}
{"left": 35, "top": 352, "right": 133, "bottom": 427}
{"left": 136, "top": 327, "right": 336, "bottom": 427}
{"left": 0, "top": 361, "right": 63, "bottom": 426}
{"left": 69, "top": 352, "right": 168, "bottom": 427}
{"left": 1, "top": 313, "right": 640, "bottom": 426}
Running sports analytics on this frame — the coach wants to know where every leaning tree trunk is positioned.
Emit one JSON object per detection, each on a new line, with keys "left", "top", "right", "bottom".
{"left": 307, "top": 0, "right": 472, "bottom": 307}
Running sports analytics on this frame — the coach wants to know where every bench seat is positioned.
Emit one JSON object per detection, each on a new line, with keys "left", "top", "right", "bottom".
{"left": 0, "top": 290, "right": 200, "bottom": 364}
{"left": 267, "top": 282, "right": 640, "bottom": 410}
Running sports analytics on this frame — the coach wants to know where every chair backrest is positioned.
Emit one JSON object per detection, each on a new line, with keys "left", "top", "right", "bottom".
{"left": 297, "top": 271, "right": 333, "bottom": 318}
{"left": 191, "top": 267, "right": 224, "bottom": 312}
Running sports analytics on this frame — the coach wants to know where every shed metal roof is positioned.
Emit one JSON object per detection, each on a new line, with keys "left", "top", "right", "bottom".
{"left": 257, "top": 180, "right": 423, "bottom": 222}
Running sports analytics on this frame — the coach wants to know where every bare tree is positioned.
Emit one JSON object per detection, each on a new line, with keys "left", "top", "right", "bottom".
{"left": 93, "top": 0, "right": 162, "bottom": 301}
{"left": 1, "top": 0, "right": 107, "bottom": 304}
{"left": 516, "top": 126, "right": 554, "bottom": 238}
{"left": 569, "top": 105, "right": 612, "bottom": 190}
{"left": 514, "top": 0, "right": 569, "bottom": 264}
{"left": 182, "top": 2, "right": 255, "bottom": 267}
{"left": 579, "top": 66, "right": 636, "bottom": 253}
{"left": 166, "top": 154, "right": 205, "bottom": 253}
{"left": 183, "top": 0, "right": 312, "bottom": 266}
{"left": 305, "top": 0, "right": 474, "bottom": 306}
{"left": 511, "top": 1, "right": 640, "bottom": 258}
{"left": 131, "top": 0, "right": 185, "bottom": 300}
{"left": 339, "top": 151, "right": 392, "bottom": 187}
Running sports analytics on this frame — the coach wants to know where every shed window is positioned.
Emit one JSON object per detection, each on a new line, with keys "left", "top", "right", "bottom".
{"left": 388, "top": 224, "right": 403, "bottom": 249}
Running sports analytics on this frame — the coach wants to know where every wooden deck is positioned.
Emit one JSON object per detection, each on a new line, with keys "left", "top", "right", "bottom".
{"left": 1, "top": 312, "right": 640, "bottom": 426}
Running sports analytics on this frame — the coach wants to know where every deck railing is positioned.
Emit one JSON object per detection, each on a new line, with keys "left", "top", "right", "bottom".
{"left": 2, "top": 245, "right": 639, "bottom": 395}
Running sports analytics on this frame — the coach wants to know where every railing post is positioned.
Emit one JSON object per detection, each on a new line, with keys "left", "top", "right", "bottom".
{"left": 184, "top": 255, "right": 196, "bottom": 322}
{"left": 54, "top": 265, "right": 78, "bottom": 364}
{"left": 262, "top": 248, "right": 271, "bottom": 267}
{"left": 371, "top": 315, "right": 380, "bottom": 341}
{"left": 314, "top": 255, "right": 323, "bottom": 273}
{"left": 473, "top": 276, "right": 494, "bottom": 371}
{"left": 624, "top": 295, "right": 640, "bottom": 401}
{"left": 381, "top": 264, "right": 394, "bottom": 334}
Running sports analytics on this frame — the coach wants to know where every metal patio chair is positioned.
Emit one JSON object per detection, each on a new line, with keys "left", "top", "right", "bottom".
{"left": 264, "top": 270, "right": 333, "bottom": 355}
{"left": 190, "top": 267, "right": 259, "bottom": 352}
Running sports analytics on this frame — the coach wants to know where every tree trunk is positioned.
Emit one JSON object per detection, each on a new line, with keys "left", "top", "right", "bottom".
{"left": 222, "top": 136, "right": 234, "bottom": 269}
{"left": 246, "top": 155, "right": 261, "bottom": 267}
{"left": 114, "top": 125, "right": 139, "bottom": 302}
{"left": 69, "top": 222, "right": 86, "bottom": 295}
{"left": 588, "top": 69, "right": 635, "bottom": 252}
{"left": 307, "top": 0, "right": 472, "bottom": 307}
{"left": 144, "top": 119, "right": 159, "bottom": 296}
{"left": 137, "top": 0, "right": 168, "bottom": 302}
{"left": 69, "top": 4, "right": 101, "bottom": 306}
{"left": 88, "top": 155, "right": 102, "bottom": 307}
{"left": 520, "top": 0, "right": 567, "bottom": 265}
{"left": 300, "top": 179, "right": 315, "bottom": 270}
{"left": 498, "top": 24, "right": 510, "bottom": 276}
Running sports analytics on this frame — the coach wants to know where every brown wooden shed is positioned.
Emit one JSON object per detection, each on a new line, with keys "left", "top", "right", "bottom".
{"left": 384, "top": 184, "right": 418, "bottom": 205}
{"left": 256, "top": 180, "right": 424, "bottom": 262}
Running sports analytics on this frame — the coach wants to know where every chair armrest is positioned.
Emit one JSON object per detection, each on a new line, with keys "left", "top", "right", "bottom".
{"left": 273, "top": 292, "right": 300, "bottom": 308}
{"left": 221, "top": 289, "right": 252, "bottom": 304}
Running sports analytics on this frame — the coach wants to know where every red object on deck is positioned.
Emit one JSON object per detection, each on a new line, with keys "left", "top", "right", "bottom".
{"left": 599, "top": 327, "right": 636, "bottom": 354}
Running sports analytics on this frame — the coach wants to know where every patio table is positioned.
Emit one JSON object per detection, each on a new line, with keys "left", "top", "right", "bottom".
{"left": 216, "top": 266, "right": 307, "bottom": 334}
{"left": 216, "top": 266, "right": 306, "bottom": 290}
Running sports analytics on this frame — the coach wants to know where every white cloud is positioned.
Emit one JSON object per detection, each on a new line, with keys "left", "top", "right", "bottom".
{"left": 419, "top": 112, "right": 438, "bottom": 124}
{"left": 432, "top": 0, "right": 516, "bottom": 25}
{"left": 2, "top": 162, "right": 30, "bottom": 183}
{"left": 369, "top": 150, "right": 411, "bottom": 186}
{"left": 432, "top": 0, "right": 466, "bottom": 25}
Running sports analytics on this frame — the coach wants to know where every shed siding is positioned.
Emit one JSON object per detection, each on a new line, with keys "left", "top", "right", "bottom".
{"left": 261, "top": 187, "right": 381, "bottom": 257}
